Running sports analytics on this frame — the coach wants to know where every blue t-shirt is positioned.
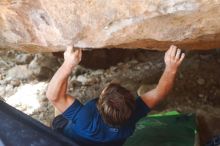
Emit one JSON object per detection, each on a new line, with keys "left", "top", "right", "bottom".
{"left": 62, "top": 97, "right": 150, "bottom": 146}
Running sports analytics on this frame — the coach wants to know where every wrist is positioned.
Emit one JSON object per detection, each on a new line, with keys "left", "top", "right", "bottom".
{"left": 165, "top": 66, "right": 177, "bottom": 75}
{"left": 62, "top": 61, "right": 77, "bottom": 75}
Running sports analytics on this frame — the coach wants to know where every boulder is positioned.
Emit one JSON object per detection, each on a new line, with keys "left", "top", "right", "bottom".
{"left": 0, "top": 0, "right": 220, "bottom": 52}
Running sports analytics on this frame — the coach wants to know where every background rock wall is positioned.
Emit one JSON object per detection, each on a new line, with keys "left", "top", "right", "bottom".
{"left": 0, "top": 0, "right": 220, "bottom": 52}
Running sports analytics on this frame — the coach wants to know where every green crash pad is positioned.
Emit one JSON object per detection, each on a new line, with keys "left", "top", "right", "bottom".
{"left": 124, "top": 111, "right": 196, "bottom": 146}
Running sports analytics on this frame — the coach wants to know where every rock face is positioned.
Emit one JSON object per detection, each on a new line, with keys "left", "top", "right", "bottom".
{"left": 0, "top": 0, "right": 220, "bottom": 52}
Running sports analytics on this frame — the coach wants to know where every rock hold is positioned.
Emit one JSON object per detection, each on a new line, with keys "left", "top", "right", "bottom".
{"left": 10, "top": 80, "right": 21, "bottom": 87}
{"left": 6, "top": 65, "right": 33, "bottom": 80}
{"left": 15, "top": 54, "right": 33, "bottom": 65}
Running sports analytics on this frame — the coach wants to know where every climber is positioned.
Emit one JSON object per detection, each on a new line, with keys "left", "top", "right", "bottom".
{"left": 46, "top": 45, "right": 185, "bottom": 146}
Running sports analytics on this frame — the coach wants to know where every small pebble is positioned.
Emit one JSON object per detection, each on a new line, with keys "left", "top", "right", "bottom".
{"left": 10, "top": 80, "right": 21, "bottom": 86}
{"left": 197, "top": 78, "right": 205, "bottom": 85}
{"left": 199, "top": 94, "right": 204, "bottom": 98}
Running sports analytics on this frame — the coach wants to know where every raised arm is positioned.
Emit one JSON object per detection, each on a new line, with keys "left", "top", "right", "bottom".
{"left": 46, "top": 47, "right": 82, "bottom": 113}
{"left": 141, "top": 45, "right": 185, "bottom": 109}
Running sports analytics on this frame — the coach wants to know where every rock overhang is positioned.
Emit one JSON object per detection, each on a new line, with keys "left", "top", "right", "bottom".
{"left": 0, "top": 0, "right": 220, "bottom": 52}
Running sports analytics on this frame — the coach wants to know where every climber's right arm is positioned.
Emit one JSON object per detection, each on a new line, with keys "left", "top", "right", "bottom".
{"left": 46, "top": 47, "right": 82, "bottom": 113}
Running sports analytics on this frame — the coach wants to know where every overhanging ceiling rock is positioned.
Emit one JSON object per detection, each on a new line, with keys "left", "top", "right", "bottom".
{"left": 0, "top": 0, "right": 220, "bottom": 52}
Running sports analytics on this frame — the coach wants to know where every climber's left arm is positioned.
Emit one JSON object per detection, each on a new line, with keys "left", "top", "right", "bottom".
{"left": 46, "top": 47, "right": 82, "bottom": 113}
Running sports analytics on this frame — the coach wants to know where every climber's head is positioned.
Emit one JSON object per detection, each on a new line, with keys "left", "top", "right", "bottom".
{"left": 97, "top": 83, "right": 135, "bottom": 127}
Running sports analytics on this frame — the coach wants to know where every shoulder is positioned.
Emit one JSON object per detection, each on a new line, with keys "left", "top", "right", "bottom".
{"left": 85, "top": 98, "right": 98, "bottom": 107}
{"left": 135, "top": 96, "right": 151, "bottom": 111}
{"left": 82, "top": 98, "right": 98, "bottom": 113}
{"left": 129, "top": 96, "right": 151, "bottom": 123}
{"left": 74, "top": 98, "right": 102, "bottom": 131}
{"left": 76, "top": 98, "right": 99, "bottom": 120}
{"left": 62, "top": 98, "right": 98, "bottom": 121}
{"left": 135, "top": 96, "right": 151, "bottom": 113}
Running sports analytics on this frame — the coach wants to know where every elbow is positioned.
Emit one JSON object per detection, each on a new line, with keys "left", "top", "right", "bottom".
{"left": 46, "top": 89, "right": 57, "bottom": 102}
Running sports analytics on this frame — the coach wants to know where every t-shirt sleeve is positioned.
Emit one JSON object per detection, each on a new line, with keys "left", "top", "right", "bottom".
{"left": 62, "top": 99, "right": 83, "bottom": 121}
{"left": 133, "top": 96, "right": 151, "bottom": 123}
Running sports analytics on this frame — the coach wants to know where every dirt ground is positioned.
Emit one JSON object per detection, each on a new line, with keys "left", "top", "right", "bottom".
{"left": 0, "top": 48, "right": 220, "bottom": 145}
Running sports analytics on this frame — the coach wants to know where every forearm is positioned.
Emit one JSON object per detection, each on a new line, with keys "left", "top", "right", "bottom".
{"left": 141, "top": 67, "right": 177, "bottom": 108}
{"left": 57, "top": 79, "right": 68, "bottom": 100}
{"left": 46, "top": 62, "right": 74, "bottom": 102}
{"left": 155, "top": 67, "right": 176, "bottom": 98}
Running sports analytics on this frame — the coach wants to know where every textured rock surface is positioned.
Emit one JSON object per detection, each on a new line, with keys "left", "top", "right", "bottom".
{"left": 0, "top": 0, "right": 220, "bottom": 52}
